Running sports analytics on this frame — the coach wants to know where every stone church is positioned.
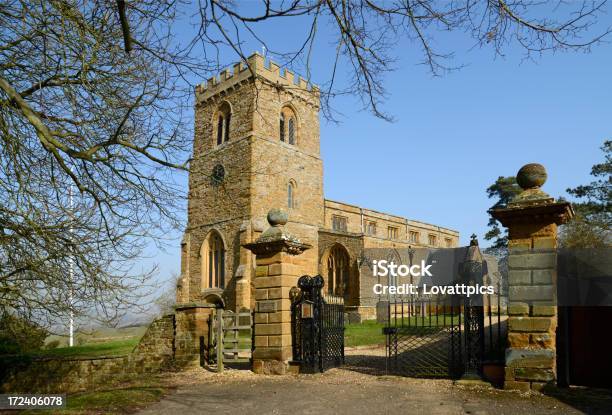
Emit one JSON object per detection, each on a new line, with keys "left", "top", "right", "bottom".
{"left": 176, "top": 52, "right": 459, "bottom": 319}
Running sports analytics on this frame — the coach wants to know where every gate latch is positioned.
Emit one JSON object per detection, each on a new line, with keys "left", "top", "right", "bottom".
{"left": 301, "top": 301, "right": 314, "bottom": 319}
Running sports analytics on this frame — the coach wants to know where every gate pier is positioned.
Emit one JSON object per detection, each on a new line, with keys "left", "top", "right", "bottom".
{"left": 491, "top": 163, "right": 574, "bottom": 391}
{"left": 244, "top": 208, "right": 311, "bottom": 375}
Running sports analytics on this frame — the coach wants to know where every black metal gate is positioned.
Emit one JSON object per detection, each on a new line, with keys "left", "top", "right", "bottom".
{"left": 384, "top": 285, "right": 506, "bottom": 378}
{"left": 291, "top": 275, "right": 345, "bottom": 373}
{"left": 384, "top": 237, "right": 507, "bottom": 379}
{"left": 384, "top": 295, "right": 463, "bottom": 377}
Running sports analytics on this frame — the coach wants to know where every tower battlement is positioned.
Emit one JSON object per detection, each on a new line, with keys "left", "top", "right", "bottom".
{"left": 195, "top": 52, "right": 319, "bottom": 104}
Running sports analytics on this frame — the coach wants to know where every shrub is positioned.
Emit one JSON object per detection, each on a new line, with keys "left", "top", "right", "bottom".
{"left": 0, "top": 314, "right": 48, "bottom": 354}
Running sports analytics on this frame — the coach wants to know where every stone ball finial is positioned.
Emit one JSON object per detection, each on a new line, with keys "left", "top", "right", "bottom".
{"left": 516, "top": 163, "right": 547, "bottom": 190}
{"left": 267, "top": 208, "right": 288, "bottom": 227}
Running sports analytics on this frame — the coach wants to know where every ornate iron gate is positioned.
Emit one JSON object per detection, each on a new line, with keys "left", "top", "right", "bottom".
{"left": 291, "top": 275, "right": 345, "bottom": 373}
{"left": 384, "top": 295, "right": 463, "bottom": 378}
{"left": 384, "top": 237, "right": 507, "bottom": 379}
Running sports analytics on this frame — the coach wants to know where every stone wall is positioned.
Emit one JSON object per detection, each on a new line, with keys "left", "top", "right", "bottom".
{"left": 131, "top": 314, "right": 175, "bottom": 372}
{"left": 0, "top": 314, "right": 177, "bottom": 394}
{"left": 173, "top": 305, "right": 216, "bottom": 368}
{"left": 0, "top": 355, "right": 132, "bottom": 394}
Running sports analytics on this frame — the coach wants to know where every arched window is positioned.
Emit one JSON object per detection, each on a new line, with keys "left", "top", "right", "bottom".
{"left": 224, "top": 113, "right": 231, "bottom": 142}
{"left": 215, "top": 102, "right": 231, "bottom": 146}
{"left": 279, "top": 106, "right": 296, "bottom": 145}
{"left": 288, "top": 118, "right": 295, "bottom": 144}
{"left": 216, "top": 115, "right": 224, "bottom": 146}
{"left": 279, "top": 114, "right": 285, "bottom": 142}
{"left": 201, "top": 230, "right": 225, "bottom": 289}
{"left": 288, "top": 181, "right": 296, "bottom": 209}
{"left": 327, "top": 245, "right": 350, "bottom": 299}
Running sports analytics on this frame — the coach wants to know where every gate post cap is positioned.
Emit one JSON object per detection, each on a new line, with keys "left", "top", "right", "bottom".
{"left": 243, "top": 208, "right": 312, "bottom": 256}
{"left": 490, "top": 163, "right": 575, "bottom": 226}
{"left": 508, "top": 163, "right": 553, "bottom": 206}
{"left": 516, "top": 163, "right": 547, "bottom": 190}
{"left": 267, "top": 208, "right": 288, "bottom": 227}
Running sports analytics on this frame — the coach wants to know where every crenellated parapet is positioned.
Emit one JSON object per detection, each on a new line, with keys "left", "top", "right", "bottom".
{"left": 195, "top": 52, "right": 319, "bottom": 107}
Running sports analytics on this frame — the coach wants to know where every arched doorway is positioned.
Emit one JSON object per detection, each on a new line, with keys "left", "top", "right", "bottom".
{"left": 326, "top": 244, "right": 350, "bottom": 301}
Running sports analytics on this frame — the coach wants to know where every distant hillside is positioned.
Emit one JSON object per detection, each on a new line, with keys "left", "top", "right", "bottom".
{"left": 45, "top": 325, "right": 148, "bottom": 348}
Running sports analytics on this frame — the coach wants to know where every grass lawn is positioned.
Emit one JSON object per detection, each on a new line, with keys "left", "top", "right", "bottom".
{"left": 345, "top": 320, "right": 385, "bottom": 347}
{"left": 344, "top": 315, "right": 462, "bottom": 347}
{"left": 31, "top": 337, "right": 140, "bottom": 359}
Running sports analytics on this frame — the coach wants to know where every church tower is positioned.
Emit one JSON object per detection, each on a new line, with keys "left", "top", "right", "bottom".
{"left": 177, "top": 53, "right": 324, "bottom": 310}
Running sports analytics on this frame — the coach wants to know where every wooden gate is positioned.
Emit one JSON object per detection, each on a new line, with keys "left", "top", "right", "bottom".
{"left": 208, "top": 309, "right": 253, "bottom": 372}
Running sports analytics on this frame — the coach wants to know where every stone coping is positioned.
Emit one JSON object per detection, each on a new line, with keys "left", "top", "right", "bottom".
{"left": 0, "top": 354, "right": 130, "bottom": 362}
{"left": 173, "top": 302, "right": 219, "bottom": 311}
{"left": 244, "top": 239, "right": 311, "bottom": 256}
{"left": 490, "top": 201, "right": 574, "bottom": 226}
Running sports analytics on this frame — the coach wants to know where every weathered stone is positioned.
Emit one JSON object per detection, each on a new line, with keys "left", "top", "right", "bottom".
{"left": 0, "top": 349, "right": 159, "bottom": 394}
{"left": 254, "top": 322, "right": 291, "bottom": 336}
{"left": 514, "top": 368, "right": 555, "bottom": 382}
{"left": 508, "top": 333, "right": 530, "bottom": 348}
{"left": 268, "top": 263, "right": 302, "bottom": 277}
{"left": 505, "top": 348, "right": 555, "bottom": 368}
{"left": 255, "top": 266, "right": 268, "bottom": 277}
{"left": 255, "top": 289, "right": 268, "bottom": 300}
{"left": 252, "top": 359, "right": 288, "bottom": 375}
{"left": 530, "top": 333, "right": 554, "bottom": 348}
{"left": 532, "top": 304, "right": 556, "bottom": 316}
{"left": 509, "top": 285, "right": 553, "bottom": 302}
{"left": 267, "top": 311, "right": 290, "bottom": 323}
{"left": 533, "top": 237, "right": 555, "bottom": 250}
{"left": 508, "top": 316, "right": 553, "bottom": 332}
{"left": 508, "top": 240, "right": 531, "bottom": 253}
{"left": 505, "top": 366, "right": 516, "bottom": 381}
{"left": 268, "top": 334, "right": 292, "bottom": 347}
{"left": 508, "top": 270, "right": 531, "bottom": 285}
{"left": 507, "top": 302, "right": 530, "bottom": 316}
{"left": 532, "top": 269, "right": 553, "bottom": 285}
{"left": 254, "top": 336, "right": 268, "bottom": 347}
{"left": 508, "top": 253, "right": 556, "bottom": 270}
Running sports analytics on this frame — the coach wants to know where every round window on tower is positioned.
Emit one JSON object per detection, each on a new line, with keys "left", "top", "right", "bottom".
{"left": 211, "top": 164, "right": 225, "bottom": 186}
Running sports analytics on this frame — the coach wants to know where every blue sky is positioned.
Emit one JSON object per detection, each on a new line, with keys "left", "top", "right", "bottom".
{"left": 146, "top": 4, "right": 611, "bottom": 291}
